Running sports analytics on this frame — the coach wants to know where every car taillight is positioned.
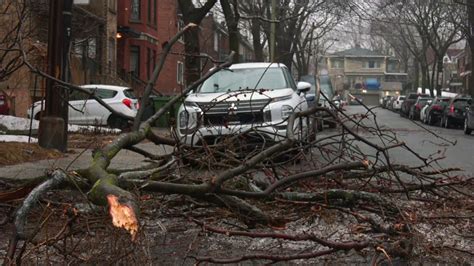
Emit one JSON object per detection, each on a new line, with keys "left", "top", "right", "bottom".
{"left": 449, "top": 104, "right": 454, "bottom": 113}
{"left": 136, "top": 102, "right": 140, "bottom": 110}
{"left": 432, "top": 105, "right": 441, "bottom": 111}
{"left": 122, "top": 98, "right": 132, "bottom": 109}
{"left": 416, "top": 104, "right": 421, "bottom": 110}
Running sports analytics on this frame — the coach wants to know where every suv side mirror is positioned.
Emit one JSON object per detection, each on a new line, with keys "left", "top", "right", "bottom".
{"left": 296, "top": 81, "right": 311, "bottom": 94}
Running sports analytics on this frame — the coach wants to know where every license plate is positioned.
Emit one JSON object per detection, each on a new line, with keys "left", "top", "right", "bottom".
{"left": 0, "top": 100, "right": 4, "bottom": 105}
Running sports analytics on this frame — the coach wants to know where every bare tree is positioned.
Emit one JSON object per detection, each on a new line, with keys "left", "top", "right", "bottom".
{"left": 177, "top": 0, "right": 218, "bottom": 85}
{"left": 1, "top": 2, "right": 473, "bottom": 265}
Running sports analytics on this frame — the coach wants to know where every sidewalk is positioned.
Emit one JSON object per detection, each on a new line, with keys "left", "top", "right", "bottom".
{"left": 0, "top": 142, "right": 173, "bottom": 182}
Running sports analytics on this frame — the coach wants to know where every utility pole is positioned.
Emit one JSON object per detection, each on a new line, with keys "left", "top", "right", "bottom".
{"left": 38, "top": 0, "right": 73, "bottom": 152}
{"left": 270, "top": 0, "right": 276, "bottom": 62}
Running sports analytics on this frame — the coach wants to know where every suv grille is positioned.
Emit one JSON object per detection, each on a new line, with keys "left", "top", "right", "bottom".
{"left": 197, "top": 99, "right": 270, "bottom": 126}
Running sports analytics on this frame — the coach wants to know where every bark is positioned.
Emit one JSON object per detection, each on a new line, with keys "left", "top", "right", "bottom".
{"left": 220, "top": 0, "right": 240, "bottom": 63}
{"left": 82, "top": 52, "right": 235, "bottom": 238}
{"left": 251, "top": 17, "right": 264, "bottom": 61}
{"left": 178, "top": 0, "right": 218, "bottom": 85}
{"left": 468, "top": 1, "right": 474, "bottom": 98}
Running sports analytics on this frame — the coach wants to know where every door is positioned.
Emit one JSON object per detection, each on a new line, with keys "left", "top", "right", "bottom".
{"left": 68, "top": 89, "right": 90, "bottom": 124}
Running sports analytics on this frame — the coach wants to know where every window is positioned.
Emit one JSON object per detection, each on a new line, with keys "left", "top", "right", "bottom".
{"left": 177, "top": 61, "right": 184, "bottom": 85}
{"left": 108, "top": 38, "right": 115, "bottom": 73}
{"left": 214, "top": 32, "right": 219, "bottom": 51}
{"left": 131, "top": 0, "right": 140, "bottom": 21}
{"left": 108, "top": 0, "right": 116, "bottom": 12}
{"left": 366, "top": 60, "right": 380, "bottom": 69}
{"left": 69, "top": 90, "right": 89, "bottom": 101}
{"left": 130, "top": 46, "right": 140, "bottom": 77}
{"left": 178, "top": 18, "right": 184, "bottom": 42}
{"left": 95, "top": 89, "right": 117, "bottom": 99}
{"left": 147, "top": 0, "right": 156, "bottom": 25}
{"left": 146, "top": 48, "right": 151, "bottom": 79}
{"left": 152, "top": 50, "right": 156, "bottom": 74}
{"left": 331, "top": 59, "right": 343, "bottom": 69}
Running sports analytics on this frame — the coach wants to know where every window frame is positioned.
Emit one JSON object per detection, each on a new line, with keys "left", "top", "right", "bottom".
{"left": 177, "top": 61, "right": 184, "bottom": 85}
{"left": 130, "top": 45, "right": 140, "bottom": 77}
{"left": 130, "top": 0, "right": 141, "bottom": 21}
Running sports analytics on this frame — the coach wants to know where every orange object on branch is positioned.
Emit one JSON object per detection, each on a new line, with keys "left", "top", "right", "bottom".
{"left": 107, "top": 194, "right": 139, "bottom": 241}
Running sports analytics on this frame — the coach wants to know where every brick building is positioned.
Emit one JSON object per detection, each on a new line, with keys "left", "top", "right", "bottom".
{"left": 117, "top": 0, "right": 185, "bottom": 96}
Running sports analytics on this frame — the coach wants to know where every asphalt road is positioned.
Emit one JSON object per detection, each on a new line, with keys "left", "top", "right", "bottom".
{"left": 334, "top": 105, "right": 474, "bottom": 177}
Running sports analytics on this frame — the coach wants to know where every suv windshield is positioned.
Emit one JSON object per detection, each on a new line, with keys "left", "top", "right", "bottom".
{"left": 198, "top": 68, "right": 288, "bottom": 93}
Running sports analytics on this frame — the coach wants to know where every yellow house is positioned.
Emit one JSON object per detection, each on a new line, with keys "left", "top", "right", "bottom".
{"left": 325, "top": 46, "right": 407, "bottom": 105}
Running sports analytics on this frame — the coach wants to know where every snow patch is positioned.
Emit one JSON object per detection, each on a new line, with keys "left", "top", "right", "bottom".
{"left": 0, "top": 115, "right": 121, "bottom": 135}
{"left": 0, "top": 135, "right": 38, "bottom": 143}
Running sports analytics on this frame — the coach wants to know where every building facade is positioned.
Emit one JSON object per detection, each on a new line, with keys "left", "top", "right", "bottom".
{"left": 117, "top": 0, "right": 185, "bottom": 96}
{"left": 325, "top": 47, "right": 407, "bottom": 105}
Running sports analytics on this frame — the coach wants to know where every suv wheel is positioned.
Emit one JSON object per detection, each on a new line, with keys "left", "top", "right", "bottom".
{"left": 464, "top": 118, "right": 472, "bottom": 135}
{"left": 107, "top": 115, "right": 129, "bottom": 129}
{"left": 444, "top": 116, "right": 451, "bottom": 128}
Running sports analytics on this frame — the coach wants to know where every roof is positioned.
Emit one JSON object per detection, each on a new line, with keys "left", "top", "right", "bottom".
{"left": 229, "top": 62, "right": 287, "bottom": 69}
{"left": 81, "top": 84, "right": 131, "bottom": 91}
{"left": 446, "top": 48, "right": 463, "bottom": 58}
{"left": 329, "top": 47, "right": 386, "bottom": 57}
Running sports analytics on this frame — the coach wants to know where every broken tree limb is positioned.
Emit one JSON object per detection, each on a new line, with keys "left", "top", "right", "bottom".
{"left": 14, "top": 169, "right": 68, "bottom": 240}
{"left": 82, "top": 52, "right": 235, "bottom": 239}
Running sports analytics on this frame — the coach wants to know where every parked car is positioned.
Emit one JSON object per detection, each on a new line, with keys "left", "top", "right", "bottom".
{"left": 381, "top": 96, "right": 393, "bottom": 108}
{"left": 0, "top": 93, "right": 9, "bottom": 115}
{"left": 300, "top": 75, "right": 319, "bottom": 108}
{"left": 420, "top": 102, "right": 430, "bottom": 123}
{"left": 386, "top": 96, "right": 396, "bottom": 110}
{"left": 176, "top": 63, "right": 311, "bottom": 147}
{"left": 401, "top": 93, "right": 430, "bottom": 117}
{"left": 391, "top": 95, "right": 405, "bottom": 111}
{"left": 28, "top": 85, "right": 139, "bottom": 128}
{"left": 464, "top": 98, "right": 473, "bottom": 135}
{"left": 440, "top": 96, "right": 472, "bottom": 128}
{"left": 422, "top": 97, "right": 450, "bottom": 125}
{"left": 316, "top": 75, "right": 337, "bottom": 129}
{"left": 409, "top": 97, "right": 432, "bottom": 120}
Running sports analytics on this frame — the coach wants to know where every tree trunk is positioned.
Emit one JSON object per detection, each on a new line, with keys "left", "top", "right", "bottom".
{"left": 221, "top": 0, "right": 240, "bottom": 63}
{"left": 251, "top": 18, "right": 264, "bottom": 61}
{"left": 420, "top": 62, "right": 428, "bottom": 93}
{"left": 468, "top": 2, "right": 474, "bottom": 98}
{"left": 413, "top": 60, "right": 420, "bottom": 92}
{"left": 178, "top": 0, "right": 218, "bottom": 85}
{"left": 436, "top": 57, "right": 443, "bottom": 96}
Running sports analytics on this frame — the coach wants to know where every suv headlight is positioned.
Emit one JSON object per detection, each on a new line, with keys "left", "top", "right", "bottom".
{"left": 281, "top": 105, "right": 293, "bottom": 120}
{"left": 179, "top": 102, "right": 201, "bottom": 134}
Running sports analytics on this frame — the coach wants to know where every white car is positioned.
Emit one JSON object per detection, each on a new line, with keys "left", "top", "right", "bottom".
{"left": 420, "top": 103, "right": 430, "bottom": 123}
{"left": 392, "top": 95, "right": 405, "bottom": 110}
{"left": 29, "top": 85, "right": 139, "bottom": 128}
{"left": 176, "top": 63, "right": 311, "bottom": 146}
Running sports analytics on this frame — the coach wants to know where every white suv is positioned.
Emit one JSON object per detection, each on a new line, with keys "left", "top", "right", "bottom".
{"left": 29, "top": 85, "right": 139, "bottom": 128}
{"left": 176, "top": 63, "right": 311, "bottom": 146}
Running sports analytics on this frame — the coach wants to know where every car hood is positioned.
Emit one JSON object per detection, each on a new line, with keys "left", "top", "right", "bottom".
{"left": 185, "top": 88, "right": 295, "bottom": 103}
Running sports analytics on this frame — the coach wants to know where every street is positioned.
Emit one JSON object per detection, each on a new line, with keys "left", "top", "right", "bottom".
{"left": 330, "top": 105, "right": 474, "bottom": 177}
